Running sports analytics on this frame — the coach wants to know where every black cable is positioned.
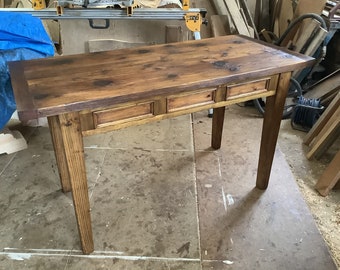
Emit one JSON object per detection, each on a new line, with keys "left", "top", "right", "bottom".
{"left": 254, "top": 13, "right": 328, "bottom": 119}
{"left": 275, "top": 13, "right": 328, "bottom": 69}
{"left": 274, "top": 13, "right": 327, "bottom": 46}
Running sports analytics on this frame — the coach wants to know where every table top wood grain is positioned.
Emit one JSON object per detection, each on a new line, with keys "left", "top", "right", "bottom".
{"left": 9, "top": 35, "right": 314, "bottom": 121}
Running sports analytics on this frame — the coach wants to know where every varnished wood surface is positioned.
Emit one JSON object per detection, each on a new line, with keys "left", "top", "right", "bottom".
{"left": 48, "top": 116, "right": 72, "bottom": 193}
{"left": 8, "top": 35, "right": 315, "bottom": 254}
{"left": 256, "top": 72, "right": 291, "bottom": 189}
{"left": 59, "top": 112, "right": 94, "bottom": 254}
{"left": 9, "top": 35, "right": 314, "bottom": 121}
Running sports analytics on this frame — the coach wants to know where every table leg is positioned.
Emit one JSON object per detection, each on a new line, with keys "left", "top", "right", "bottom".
{"left": 256, "top": 72, "right": 291, "bottom": 189}
{"left": 58, "top": 112, "right": 94, "bottom": 254}
{"left": 211, "top": 106, "right": 226, "bottom": 149}
{"left": 48, "top": 116, "right": 72, "bottom": 193}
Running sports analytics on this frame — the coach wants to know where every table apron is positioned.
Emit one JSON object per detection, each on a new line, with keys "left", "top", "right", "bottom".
{"left": 81, "top": 76, "right": 278, "bottom": 136}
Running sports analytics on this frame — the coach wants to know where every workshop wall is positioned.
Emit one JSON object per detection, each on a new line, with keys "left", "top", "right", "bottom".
{"left": 59, "top": 19, "right": 190, "bottom": 55}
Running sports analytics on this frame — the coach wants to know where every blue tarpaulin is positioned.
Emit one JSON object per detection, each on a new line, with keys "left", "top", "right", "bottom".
{"left": 0, "top": 12, "right": 54, "bottom": 130}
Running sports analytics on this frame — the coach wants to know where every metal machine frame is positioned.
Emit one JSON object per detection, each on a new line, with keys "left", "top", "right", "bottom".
{"left": 0, "top": 0, "right": 207, "bottom": 39}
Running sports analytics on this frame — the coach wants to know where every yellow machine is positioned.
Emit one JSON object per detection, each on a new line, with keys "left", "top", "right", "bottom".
{"left": 27, "top": 0, "right": 204, "bottom": 35}
{"left": 33, "top": 0, "right": 46, "bottom": 9}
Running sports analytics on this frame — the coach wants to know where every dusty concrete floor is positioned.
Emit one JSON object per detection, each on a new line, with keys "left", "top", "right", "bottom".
{"left": 0, "top": 105, "right": 338, "bottom": 269}
{"left": 278, "top": 117, "right": 340, "bottom": 268}
{"left": 195, "top": 0, "right": 340, "bottom": 266}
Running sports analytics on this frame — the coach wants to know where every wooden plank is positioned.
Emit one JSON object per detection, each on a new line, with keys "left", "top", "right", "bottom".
{"left": 210, "top": 0, "right": 229, "bottom": 15}
{"left": 239, "top": 0, "right": 259, "bottom": 38}
{"left": 210, "top": 15, "right": 229, "bottom": 36}
{"left": 239, "top": 7, "right": 255, "bottom": 37}
{"left": 293, "top": 26, "right": 328, "bottom": 78}
{"left": 314, "top": 124, "right": 340, "bottom": 160}
{"left": 87, "top": 39, "right": 148, "bottom": 53}
{"left": 306, "top": 106, "right": 340, "bottom": 159}
{"left": 304, "top": 91, "right": 340, "bottom": 145}
{"left": 290, "top": 0, "right": 328, "bottom": 45}
{"left": 315, "top": 149, "right": 340, "bottom": 196}
{"left": 223, "top": 0, "right": 251, "bottom": 36}
{"left": 305, "top": 69, "right": 340, "bottom": 100}
{"left": 278, "top": 0, "right": 294, "bottom": 38}
{"left": 303, "top": 27, "right": 328, "bottom": 56}
{"left": 321, "top": 90, "right": 340, "bottom": 106}
{"left": 293, "top": 20, "right": 321, "bottom": 53}
{"left": 294, "top": 0, "right": 328, "bottom": 18}
{"left": 138, "top": 0, "right": 161, "bottom": 8}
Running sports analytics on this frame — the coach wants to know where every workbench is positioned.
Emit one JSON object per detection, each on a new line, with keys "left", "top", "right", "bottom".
{"left": 8, "top": 35, "right": 314, "bottom": 254}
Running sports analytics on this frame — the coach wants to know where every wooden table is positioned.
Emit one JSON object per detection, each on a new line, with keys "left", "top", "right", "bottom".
{"left": 9, "top": 35, "right": 314, "bottom": 254}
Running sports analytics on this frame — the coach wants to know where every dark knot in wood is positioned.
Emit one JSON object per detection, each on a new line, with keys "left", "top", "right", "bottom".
{"left": 213, "top": 61, "right": 239, "bottom": 71}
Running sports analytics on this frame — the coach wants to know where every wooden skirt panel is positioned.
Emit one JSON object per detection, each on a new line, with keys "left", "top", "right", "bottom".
{"left": 80, "top": 76, "right": 277, "bottom": 135}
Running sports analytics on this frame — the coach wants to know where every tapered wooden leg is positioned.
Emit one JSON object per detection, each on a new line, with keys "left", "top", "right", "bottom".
{"left": 211, "top": 106, "right": 226, "bottom": 149}
{"left": 48, "top": 116, "right": 72, "bottom": 193}
{"left": 256, "top": 72, "right": 291, "bottom": 189}
{"left": 59, "top": 112, "right": 94, "bottom": 254}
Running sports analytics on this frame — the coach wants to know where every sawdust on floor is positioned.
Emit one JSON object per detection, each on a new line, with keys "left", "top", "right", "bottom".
{"left": 278, "top": 120, "right": 340, "bottom": 268}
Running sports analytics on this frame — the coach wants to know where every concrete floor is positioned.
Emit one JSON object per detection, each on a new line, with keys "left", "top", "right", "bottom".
{"left": 278, "top": 115, "right": 340, "bottom": 268}
{"left": 0, "top": 105, "right": 338, "bottom": 269}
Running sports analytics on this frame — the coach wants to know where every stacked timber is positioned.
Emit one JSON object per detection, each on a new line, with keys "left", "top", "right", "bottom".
{"left": 304, "top": 91, "right": 340, "bottom": 196}
{"left": 209, "top": 0, "right": 255, "bottom": 37}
